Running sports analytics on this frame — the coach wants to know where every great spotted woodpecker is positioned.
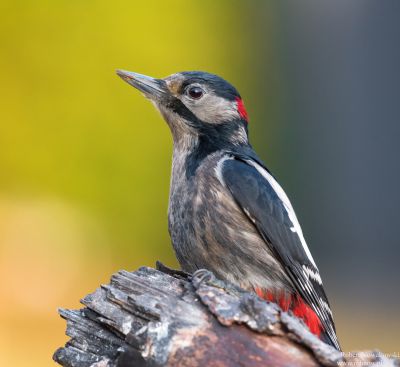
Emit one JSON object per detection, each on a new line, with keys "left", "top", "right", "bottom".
{"left": 117, "top": 69, "right": 341, "bottom": 350}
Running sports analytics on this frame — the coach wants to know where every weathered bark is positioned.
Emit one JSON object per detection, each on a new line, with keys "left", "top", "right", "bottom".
{"left": 53, "top": 262, "right": 398, "bottom": 367}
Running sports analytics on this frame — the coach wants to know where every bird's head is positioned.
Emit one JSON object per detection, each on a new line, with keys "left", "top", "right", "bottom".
{"left": 117, "top": 70, "right": 249, "bottom": 148}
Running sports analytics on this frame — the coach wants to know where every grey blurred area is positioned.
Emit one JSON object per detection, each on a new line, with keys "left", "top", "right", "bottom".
{"left": 247, "top": 1, "right": 400, "bottom": 350}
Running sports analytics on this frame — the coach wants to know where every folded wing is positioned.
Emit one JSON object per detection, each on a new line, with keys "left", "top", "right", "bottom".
{"left": 219, "top": 153, "right": 340, "bottom": 350}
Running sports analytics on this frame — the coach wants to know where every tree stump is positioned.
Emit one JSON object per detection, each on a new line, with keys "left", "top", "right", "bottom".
{"left": 53, "top": 262, "right": 398, "bottom": 367}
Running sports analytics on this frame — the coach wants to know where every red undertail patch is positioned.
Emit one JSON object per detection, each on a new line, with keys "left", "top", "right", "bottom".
{"left": 255, "top": 287, "right": 322, "bottom": 337}
{"left": 236, "top": 97, "right": 248, "bottom": 122}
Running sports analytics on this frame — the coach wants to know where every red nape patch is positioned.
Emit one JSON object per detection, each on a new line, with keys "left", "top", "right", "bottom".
{"left": 235, "top": 97, "right": 248, "bottom": 122}
{"left": 254, "top": 288, "right": 322, "bottom": 337}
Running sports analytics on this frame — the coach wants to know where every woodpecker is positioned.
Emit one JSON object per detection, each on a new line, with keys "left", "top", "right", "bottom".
{"left": 117, "top": 69, "right": 341, "bottom": 350}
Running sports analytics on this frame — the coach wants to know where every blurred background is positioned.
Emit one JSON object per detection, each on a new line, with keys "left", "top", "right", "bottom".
{"left": 1, "top": 1, "right": 399, "bottom": 365}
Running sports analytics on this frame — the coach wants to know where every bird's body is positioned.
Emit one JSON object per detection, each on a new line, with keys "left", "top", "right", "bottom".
{"left": 117, "top": 69, "right": 341, "bottom": 350}
{"left": 169, "top": 147, "right": 291, "bottom": 291}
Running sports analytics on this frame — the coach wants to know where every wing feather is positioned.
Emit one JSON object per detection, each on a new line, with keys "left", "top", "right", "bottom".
{"left": 220, "top": 154, "right": 340, "bottom": 349}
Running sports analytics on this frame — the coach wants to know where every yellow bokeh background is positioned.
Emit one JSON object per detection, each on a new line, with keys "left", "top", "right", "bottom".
{"left": 0, "top": 2, "right": 259, "bottom": 365}
{"left": 1, "top": 1, "right": 399, "bottom": 366}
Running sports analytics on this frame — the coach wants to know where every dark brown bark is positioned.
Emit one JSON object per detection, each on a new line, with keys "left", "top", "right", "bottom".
{"left": 53, "top": 263, "right": 398, "bottom": 367}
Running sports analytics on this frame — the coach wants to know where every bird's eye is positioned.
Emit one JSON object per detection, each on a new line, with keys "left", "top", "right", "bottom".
{"left": 187, "top": 86, "right": 204, "bottom": 99}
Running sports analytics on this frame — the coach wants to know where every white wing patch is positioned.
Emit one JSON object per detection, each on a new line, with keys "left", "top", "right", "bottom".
{"left": 246, "top": 160, "right": 317, "bottom": 268}
{"left": 302, "top": 265, "right": 322, "bottom": 285}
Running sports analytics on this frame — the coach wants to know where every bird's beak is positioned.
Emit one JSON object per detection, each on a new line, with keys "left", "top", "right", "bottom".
{"left": 116, "top": 69, "right": 167, "bottom": 100}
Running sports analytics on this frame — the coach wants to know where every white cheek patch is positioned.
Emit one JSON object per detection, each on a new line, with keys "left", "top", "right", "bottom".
{"left": 185, "top": 93, "right": 241, "bottom": 124}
